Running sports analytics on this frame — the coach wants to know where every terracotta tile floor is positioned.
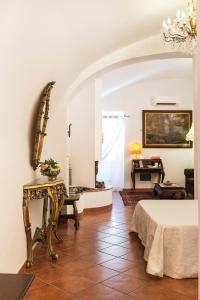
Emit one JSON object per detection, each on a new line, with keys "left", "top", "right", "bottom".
{"left": 20, "top": 192, "right": 198, "bottom": 300}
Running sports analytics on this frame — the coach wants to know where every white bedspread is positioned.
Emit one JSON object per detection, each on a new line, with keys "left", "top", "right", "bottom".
{"left": 129, "top": 200, "right": 198, "bottom": 279}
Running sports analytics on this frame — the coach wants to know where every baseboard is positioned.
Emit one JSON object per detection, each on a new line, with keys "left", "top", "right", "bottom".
{"left": 82, "top": 204, "right": 112, "bottom": 214}
{"left": 60, "top": 204, "right": 112, "bottom": 218}
{"left": 122, "top": 188, "right": 154, "bottom": 192}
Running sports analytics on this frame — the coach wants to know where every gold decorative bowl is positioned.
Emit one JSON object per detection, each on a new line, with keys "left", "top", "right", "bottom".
{"left": 41, "top": 167, "right": 60, "bottom": 181}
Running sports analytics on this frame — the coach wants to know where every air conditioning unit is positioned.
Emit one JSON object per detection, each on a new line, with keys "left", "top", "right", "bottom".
{"left": 151, "top": 96, "right": 181, "bottom": 107}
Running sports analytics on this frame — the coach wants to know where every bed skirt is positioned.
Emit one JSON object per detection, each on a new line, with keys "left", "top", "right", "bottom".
{"left": 129, "top": 200, "right": 198, "bottom": 279}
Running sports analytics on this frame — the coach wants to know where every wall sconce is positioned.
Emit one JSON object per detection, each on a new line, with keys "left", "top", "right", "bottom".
{"left": 67, "top": 123, "right": 72, "bottom": 137}
{"left": 130, "top": 142, "right": 142, "bottom": 159}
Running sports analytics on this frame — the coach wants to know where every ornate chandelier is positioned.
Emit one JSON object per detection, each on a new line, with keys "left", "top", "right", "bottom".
{"left": 161, "top": 0, "right": 197, "bottom": 54}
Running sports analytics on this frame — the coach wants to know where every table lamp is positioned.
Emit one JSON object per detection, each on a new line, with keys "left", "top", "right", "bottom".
{"left": 130, "top": 142, "right": 142, "bottom": 159}
{"left": 186, "top": 123, "right": 194, "bottom": 142}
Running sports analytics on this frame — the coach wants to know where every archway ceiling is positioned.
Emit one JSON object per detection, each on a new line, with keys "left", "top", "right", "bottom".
{"left": 101, "top": 58, "right": 193, "bottom": 96}
{"left": 1, "top": 0, "right": 187, "bottom": 89}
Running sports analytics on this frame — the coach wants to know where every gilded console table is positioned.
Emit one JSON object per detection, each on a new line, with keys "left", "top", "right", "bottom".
{"left": 23, "top": 178, "right": 66, "bottom": 268}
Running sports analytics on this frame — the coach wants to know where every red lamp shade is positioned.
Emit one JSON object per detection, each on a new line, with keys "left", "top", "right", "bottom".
{"left": 130, "top": 142, "right": 142, "bottom": 155}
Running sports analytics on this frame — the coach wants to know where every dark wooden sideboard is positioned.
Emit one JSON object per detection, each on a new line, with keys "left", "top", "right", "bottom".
{"left": 131, "top": 159, "right": 165, "bottom": 190}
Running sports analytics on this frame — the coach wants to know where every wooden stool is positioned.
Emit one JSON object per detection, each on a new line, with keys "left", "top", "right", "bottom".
{"left": 60, "top": 195, "right": 80, "bottom": 230}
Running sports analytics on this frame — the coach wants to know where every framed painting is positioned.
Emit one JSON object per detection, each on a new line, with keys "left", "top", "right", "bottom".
{"left": 142, "top": 110, "right": 192, "bottom": 148}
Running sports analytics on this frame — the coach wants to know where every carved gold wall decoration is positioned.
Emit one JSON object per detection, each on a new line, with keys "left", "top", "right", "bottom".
{"left": 32, "top": 81, "right": 55, "bottom": 170}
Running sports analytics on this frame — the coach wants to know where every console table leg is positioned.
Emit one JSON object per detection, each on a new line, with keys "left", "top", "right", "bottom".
{"left": 73, "top": 202, "right": 80, "bottom": 230}
{"left": 54, "top": 191, "right": 65, "bottom": 241}
{"left": 131, "top": 172, "right": 136, "bottom": 190}
{"left": 47, "top": 188, "right": 59, "bottom": 261}
{"left": 42, "top": 195, "right": 48, "bottom": 234}
{"left": 23, "top": 190, "right": 33, "bottom": 268}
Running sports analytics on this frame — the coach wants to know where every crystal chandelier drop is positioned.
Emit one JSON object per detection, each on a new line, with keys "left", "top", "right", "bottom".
{"left": 161, "top": 0, "right": 197, "bottom": 54}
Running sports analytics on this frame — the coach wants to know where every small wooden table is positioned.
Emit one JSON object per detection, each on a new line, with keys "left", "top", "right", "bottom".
{"left": 154, "top": 183, "right": 186, "bottom": 199}
{"left": 131, "top": 159, "right": 165, "bottom": 190}
{"left": 23, "top": 178, "right": 67, "bottom": 268}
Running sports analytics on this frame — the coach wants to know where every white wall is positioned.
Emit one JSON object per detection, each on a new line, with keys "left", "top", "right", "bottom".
{"left": 95, "top": 80, "right": 103, "bottom": 162}
{"left": 0, "top": 83, "right": 68, "bottom": 274}
{"left": 0, "top": 83, "right": 67, "bottom": 273}
{"left": 0, "top": 5, "right": 69, "bottom": 272}
{"left": 194, "top": 1, "right": 200, "bottom": 294}
{"left": 102, "top": 78, "right": 194, "bottom": 188}
{"left": 0, "top": 1, "right": 191, "bottom": 274}
{"left": 68, "top": 81, "right": 95, "bottom": 187}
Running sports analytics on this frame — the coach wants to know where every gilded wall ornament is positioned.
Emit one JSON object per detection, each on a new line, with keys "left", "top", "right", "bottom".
{"left": 32, "top": 81, "right": 55, "bottom": 170}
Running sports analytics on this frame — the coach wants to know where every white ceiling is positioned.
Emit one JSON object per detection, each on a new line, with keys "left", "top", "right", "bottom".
{"left": 0, "top": 0, "right": 189, "bottom": 89}
{"left": 101, "top": 58, "right": 193, "bottom": 96}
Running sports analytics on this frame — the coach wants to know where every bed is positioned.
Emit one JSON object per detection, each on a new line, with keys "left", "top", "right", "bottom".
{"left": 129, "top": 200, "right": 198, "bottom": 279}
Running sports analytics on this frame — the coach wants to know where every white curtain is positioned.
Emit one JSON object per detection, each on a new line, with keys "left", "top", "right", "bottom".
{"left": 97, "top": 112, "right": 124, "bottom": 191}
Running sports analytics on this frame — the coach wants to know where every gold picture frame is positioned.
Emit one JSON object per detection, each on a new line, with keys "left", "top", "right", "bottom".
{"left": 142, "top": 110, "right": 192, "bottom": 148}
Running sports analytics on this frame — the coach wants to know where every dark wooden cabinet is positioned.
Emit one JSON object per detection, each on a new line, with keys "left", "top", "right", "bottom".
{"left": 184, "top": 168, "right": 194, "bottom": 198}
{"left": 131, "top": 159, "right": 165, "bottom": 190}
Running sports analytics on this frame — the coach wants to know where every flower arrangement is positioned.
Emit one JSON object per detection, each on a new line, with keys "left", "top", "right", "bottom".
{"left": 39, "top": 158, "right": 60, "bottom": 180}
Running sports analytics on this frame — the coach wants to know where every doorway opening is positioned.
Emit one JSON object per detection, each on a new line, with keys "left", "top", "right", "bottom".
{"left": 97, "top": 112, "right": 125, "bottom": 191}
